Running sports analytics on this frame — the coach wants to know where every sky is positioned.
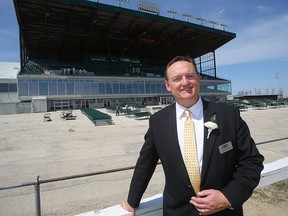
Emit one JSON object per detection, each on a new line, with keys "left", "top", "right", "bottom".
{"left": 0, "top": 0, "right": 287, "bottom": 96}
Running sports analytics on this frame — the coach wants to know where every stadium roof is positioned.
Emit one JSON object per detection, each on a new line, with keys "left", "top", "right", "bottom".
{"left": 14, "top": 0, "right": 236, "bottom": 66}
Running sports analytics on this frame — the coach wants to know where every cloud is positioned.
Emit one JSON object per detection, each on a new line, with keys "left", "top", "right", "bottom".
{"left": 217, "top": 14, "right": 288, "bottom": 65}
{"left": 256, "top": 5, "right": 271, "bottom": 13}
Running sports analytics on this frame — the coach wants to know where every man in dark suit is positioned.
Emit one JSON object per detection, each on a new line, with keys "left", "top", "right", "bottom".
{"left": 121, "top": 56, "right": 264, "bottom": 215}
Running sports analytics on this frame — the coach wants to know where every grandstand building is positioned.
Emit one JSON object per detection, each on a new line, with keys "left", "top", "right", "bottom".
{"left": 11, "top": 0, "right": 236, "bottom": 112}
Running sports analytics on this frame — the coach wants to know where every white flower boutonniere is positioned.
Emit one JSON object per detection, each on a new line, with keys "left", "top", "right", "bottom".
{"left": 204, "top": 114, "right": 218, "bottom": 139}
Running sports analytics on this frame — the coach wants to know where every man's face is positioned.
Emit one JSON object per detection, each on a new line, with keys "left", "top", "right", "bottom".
{"left": 165, "top": 60, "right": 201, "bottom": 108}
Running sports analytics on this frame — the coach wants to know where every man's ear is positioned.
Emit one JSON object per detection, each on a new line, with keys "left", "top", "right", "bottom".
{"left": 164, "top": 80, "right": 171, "bottom": 92}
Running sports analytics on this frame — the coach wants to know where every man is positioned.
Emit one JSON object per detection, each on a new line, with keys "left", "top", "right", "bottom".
{"left": 122, "top": 56, "right": 264, "bottom": 215}
{"left": 116, "top": 104, "right": 120, "bottom": 116}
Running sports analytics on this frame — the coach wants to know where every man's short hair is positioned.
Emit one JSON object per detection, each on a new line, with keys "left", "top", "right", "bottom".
{"left": 165, "top": 55, "right": 198, "bottom": 80}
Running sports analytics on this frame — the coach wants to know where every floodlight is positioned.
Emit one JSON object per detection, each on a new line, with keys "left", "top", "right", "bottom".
{"left": 167, "top": 10, "right": 182, "bottom": 19}
{"left": 182, "top": 13, "right": 196, "bottom": 22}
{"left": 138, "top": 0, "right": 159, "bottom": 15}
{"left": 220, "top": 23, "right": 229, "bottom": 30}
{"left": 118, "top": 0, "right": 129, "bottom": 7}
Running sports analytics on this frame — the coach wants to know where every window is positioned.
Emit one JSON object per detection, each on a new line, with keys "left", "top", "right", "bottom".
{"left": 0, "top": 83, "right": 8, "bottom": 92}
{"left": 18, "top": 82, "right": 28, "bottom": 96}
{"left": 138, "top": 81, "right": 144, "bottom": 93}
{"left": 67, "top": 83, "right": 75, "bottom": 95}
{"left": 126, "top": 83, "right": 132, "bottom": 94}
{"left": 75, "top": 82, "right": 83, "bottom": 95}
{"left": 58, "top": 82, "right": 66, "bottom": 95}
{"left": 29, "top": 83, "right": 38, "bottom": 96}
{"left": 145, "top": 82, "right": 151, "bottom": 93}
{"left": 83, "top": 82, "right": 91, "bottom": 95}
{"left": 113, "top": 82, "right": 120, "bottom": 94}
{"left": 105, "top": 83, "right": 112, "bottom": 94}
{"left": 49, "top": 83, "right": 57, "bottom": 95}
{"left": 91, "top": 82, "right": 98, "bottom": 94}
{"left": 120, "top": 82, "right": 126, "bottom": 94}
{"left": 9, "top": 83, "right": 17, "bottom": 92}
{"left": 99, "top": 83, "right": 105, "bottom": 94}
{"left": 133, "top": 83, "right": 138, "bottom": 94}
{"left": 39, "top": 82, "right": 48, "bottom": 96}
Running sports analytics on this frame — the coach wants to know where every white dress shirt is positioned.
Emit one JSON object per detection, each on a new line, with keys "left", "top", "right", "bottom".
{"left": 176, "top": 98, "right": 204, "bottom": 174}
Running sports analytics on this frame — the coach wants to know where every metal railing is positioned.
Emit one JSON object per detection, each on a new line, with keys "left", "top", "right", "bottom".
{"left": 0, "top": 162, "right": 160, "bottom": 216}
{"left": 89, "top": 156, "right": 288, "bottom": 216}
{"left": 1, "top": 137, "right": 287, "bottom": 216}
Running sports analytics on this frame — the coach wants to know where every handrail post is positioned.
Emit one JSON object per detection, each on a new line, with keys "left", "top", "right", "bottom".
{"left": 34, "top": 176, "right": 41, "bottom": 216}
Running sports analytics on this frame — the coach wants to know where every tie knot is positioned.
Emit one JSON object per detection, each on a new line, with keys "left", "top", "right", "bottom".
{"left": 184, "top": 110, "right": 191, "bottom": 119}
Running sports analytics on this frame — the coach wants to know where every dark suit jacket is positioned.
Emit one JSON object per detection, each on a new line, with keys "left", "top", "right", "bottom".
{"left": 127, "top": 100, "right": 264, "bottom": 216}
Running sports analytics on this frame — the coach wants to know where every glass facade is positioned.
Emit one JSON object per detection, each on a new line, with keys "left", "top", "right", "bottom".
{"left": 16, "top": 51, "right": 231, "bottom": 109}
{"left": 18, "top": 78, "right": 168, "bottom": 97}
{"left": 195, "top": 52, "right": 216, "bottom": 77}
{"left": 201, "top": 80, "right": 231, "bottom": 94}
{"left": 18, "top": 77, "right": 231, "bottom": 98}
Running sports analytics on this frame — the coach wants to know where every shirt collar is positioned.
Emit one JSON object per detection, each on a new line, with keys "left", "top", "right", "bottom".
{"left": 176, "top": 97, "right": 203, "bottom": 120}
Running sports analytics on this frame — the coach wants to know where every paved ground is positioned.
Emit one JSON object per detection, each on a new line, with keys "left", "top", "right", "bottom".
{"left": 0, "top": 106, "right": 287, "bottom": 216}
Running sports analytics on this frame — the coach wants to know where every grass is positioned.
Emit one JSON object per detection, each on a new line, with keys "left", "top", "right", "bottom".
{"left": 251, "top": 179, "right": 288, "bottom": 203}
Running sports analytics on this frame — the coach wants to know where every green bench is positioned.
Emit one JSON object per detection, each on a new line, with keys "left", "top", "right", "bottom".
{"left": 82, "top": 109, "right": 112, "bottom": 126}
{"left": 134, "top": 111, "right": 151, "bottom": 120}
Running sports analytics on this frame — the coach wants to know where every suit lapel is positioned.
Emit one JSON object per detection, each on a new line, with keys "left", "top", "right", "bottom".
{"left": 164, "top": 104, "right": 185, "bottom": 165}
{"left": 201, "top": 100, "right": 217, "bottom": 181}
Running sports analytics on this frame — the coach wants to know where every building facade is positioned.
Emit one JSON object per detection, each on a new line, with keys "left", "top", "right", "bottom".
{"left": 17, "top": 53, "right": 231, "bottom": 111}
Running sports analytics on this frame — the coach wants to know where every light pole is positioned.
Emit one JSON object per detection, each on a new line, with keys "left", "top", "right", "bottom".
{"left": 275, "top": 73, "right": 279, "bottom": 95}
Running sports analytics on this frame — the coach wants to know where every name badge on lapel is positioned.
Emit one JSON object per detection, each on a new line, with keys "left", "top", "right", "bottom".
{"left": 218, "top": 141, "right": 233, "bottom": 154}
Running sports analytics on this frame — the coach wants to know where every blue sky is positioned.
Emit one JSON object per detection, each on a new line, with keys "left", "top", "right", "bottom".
{"left": 1, "top": 0, "right": 287, "bottom": 96}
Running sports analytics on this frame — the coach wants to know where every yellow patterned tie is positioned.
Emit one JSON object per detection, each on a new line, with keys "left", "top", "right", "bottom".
{"left": 184, "top": 110, "right": 201, "bottom": 195}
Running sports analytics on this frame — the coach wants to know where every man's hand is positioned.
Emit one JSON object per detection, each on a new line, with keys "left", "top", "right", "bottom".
{"left": 190, "top": 189, "right": 230, "bottom": 215}
{"left": 121, "top": 201, "right": 136, "bottom": 216}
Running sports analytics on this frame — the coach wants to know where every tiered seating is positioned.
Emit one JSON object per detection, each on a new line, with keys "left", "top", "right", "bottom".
{"left": 82, "top": 108, "right": 112, "bottom": 126}
{"left": 18, "top": 61, "right": 44, "bottom": 75}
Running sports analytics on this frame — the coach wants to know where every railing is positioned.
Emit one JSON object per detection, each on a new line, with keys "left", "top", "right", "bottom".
{"left": 0, "top": 138, "right": 287, "bottom": 216}
{"left": 78, "top": 157, "right": 288, "bottom": 216}
{"left": 0, "top": 165, "right": 150, "bottom": 216}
